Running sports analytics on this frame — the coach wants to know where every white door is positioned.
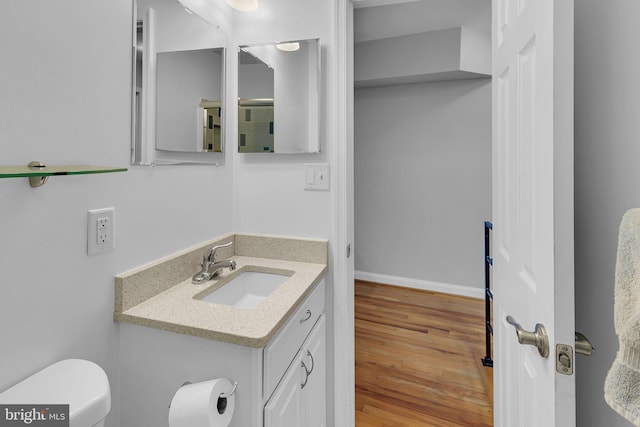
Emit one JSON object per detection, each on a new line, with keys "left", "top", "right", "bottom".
{"left": 492, "top": 0, "right": 575, "bottom": 426}
{"left": 264, "top": 352, "right": 305, "bottom": 427}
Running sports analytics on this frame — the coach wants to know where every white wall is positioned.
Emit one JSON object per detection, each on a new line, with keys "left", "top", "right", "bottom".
{"left": 231, "top": 3, "right": 335, "bottom": 238}
{"left": 0, "top": 1, "right": 233, "bottom": 426}
{"left": 354, "top": 79, "right": 491, "bottom": 292}
{"left": 574, "top": 1, "right": 640, "bottom": 426}
{"left": 355, "top": 28, "right": 463, "bottom": 82}
{"left": 353, "top": 0, "right": 491, "bottom": 43}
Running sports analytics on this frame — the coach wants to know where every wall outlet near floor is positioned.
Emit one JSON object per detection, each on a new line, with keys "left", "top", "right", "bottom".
{"left": 304, "top": 163, "right": 330, "bottom": 191}
{"left": 87, "top": 207, "right": 115, "bottom": 255}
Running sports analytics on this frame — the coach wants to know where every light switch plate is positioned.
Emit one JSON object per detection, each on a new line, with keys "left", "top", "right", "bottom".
{"left": 304, "top": 163, "right": 329, "bottom": 191}
{"left": 87, "top": 207, "right": 115, "bottom": 255}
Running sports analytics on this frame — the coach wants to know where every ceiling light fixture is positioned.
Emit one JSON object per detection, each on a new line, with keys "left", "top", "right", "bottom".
{"left": 225, "top": 0, "right": 258, "bottom": 12}
{"left": 276, "top": 42, "right": 300, "bottom": 52}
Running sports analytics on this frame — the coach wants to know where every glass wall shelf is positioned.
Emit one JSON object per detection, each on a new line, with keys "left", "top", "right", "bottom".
{"left": 0, "top": 162, "right": 128, "bottom": 187}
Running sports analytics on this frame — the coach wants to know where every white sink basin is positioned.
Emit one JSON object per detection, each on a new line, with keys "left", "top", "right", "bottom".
{"left": 199, "top": 270, "right": 290, "bottom": 309}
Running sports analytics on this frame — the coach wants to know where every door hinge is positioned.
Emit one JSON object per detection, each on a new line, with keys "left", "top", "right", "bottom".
{"left": 346, "top": 243, "right": 351, "bottom": 258}
{"left": 556, "top": 344, "right": 574, "bottom": 375}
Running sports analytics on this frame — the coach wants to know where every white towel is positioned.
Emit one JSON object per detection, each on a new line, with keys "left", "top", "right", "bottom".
{"left": 605, "top": 208, "right": 640, "bottom": 425}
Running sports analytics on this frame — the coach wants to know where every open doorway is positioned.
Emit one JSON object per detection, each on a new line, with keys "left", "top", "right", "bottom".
{"left": 352, "top": 0, "right": 493, "bottom": 424}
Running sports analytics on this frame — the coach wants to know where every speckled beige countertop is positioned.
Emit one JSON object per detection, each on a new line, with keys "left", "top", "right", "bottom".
{"left": 114, "top": 233, "right": 328, "bottom": 348}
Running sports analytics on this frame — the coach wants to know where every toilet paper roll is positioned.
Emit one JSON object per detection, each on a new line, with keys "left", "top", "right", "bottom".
{"left": 168, "top": 378, "right": 235, "bottom": 427}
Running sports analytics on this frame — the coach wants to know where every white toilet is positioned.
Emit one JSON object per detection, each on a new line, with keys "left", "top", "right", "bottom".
{"left": 0, "top": 359, "right": 111, "bottom": 427}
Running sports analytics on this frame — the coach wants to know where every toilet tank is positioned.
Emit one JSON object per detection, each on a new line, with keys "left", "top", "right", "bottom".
{"left": 0, "top": 359, "right": 111, "bottom": 427}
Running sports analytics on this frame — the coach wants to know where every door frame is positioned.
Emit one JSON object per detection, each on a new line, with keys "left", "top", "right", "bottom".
{"left": 333, "top": 0, "right": 355, "bottom": 426}
{"left": 334, "top": 0, "right": 577, "bottom": 426}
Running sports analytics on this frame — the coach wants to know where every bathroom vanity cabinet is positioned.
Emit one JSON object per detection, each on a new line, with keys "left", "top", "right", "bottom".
{"left": 264, "top": 283, "right": 326, "bottom": 427}
{"left": 119, "top": 280, "right": 326, "bottom": 427}
{"left": 116, "top": 233, "right": 328, "bottom": 426}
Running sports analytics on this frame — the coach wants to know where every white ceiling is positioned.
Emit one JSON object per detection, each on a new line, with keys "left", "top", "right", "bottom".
{"left": 353, "top": 0, "right": 491, "bottom": 43}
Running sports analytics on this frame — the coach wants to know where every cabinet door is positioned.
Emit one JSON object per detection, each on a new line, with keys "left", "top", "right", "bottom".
{"left": 265, "top": 315, "right": 326, "bottom": 427}
{"left": 303, "top": 315, "right": 326, "bottom": 427}
{"left": 264, "top": 350, "right": 306, "bottom": 427}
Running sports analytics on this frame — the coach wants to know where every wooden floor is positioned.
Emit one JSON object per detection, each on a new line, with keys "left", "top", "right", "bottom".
{"left": 355, "top": 280, "right": 493, "bottom": 427}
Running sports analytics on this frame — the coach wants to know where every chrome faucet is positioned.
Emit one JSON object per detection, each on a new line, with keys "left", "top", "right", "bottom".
{"left": 192, "top": 241, "right": 237, "bottom": 284}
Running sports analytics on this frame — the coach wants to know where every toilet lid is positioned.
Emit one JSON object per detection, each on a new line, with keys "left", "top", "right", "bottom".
{"left": 0, "top": 359, "right": 111, "bottom": 425}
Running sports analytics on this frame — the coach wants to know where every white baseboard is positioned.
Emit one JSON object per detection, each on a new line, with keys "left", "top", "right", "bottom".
{"left": 354, "top": 271, "right": 484, "bottom": 299}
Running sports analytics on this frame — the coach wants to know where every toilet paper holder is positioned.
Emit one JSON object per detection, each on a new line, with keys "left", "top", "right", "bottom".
{"left": 216, "top": 382, "right": 237, "bottom": 416}
{"left": 168, "top": 380, "right": 238, "bottom": 410}
{"left": 220, "top": 382, "right": 238, "bottom": 399}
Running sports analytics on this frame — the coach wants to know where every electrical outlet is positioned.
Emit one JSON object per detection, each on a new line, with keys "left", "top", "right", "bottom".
{"left": 96, "top": 217, "right": 110, "bottom": 244}
{"left": 88, "top": 208, "right": 115, "bottom": 255}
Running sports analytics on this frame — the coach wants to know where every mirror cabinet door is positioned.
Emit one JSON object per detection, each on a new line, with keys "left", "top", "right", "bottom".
{"left": 238, "top": 39, "right": 320, "bottom": 154}
{"left": 132, "top": 0, "right": 226, "bottom": 165}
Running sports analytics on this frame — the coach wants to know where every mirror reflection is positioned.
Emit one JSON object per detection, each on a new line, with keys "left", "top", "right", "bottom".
{"left": 132, "top": 0, "right": 226, "bottom": 165}
{"left": 238, "top": 39, "right": 320, "bottom": 154}
{"left": 156, "top": 48, "right": 223, "bottom": 153}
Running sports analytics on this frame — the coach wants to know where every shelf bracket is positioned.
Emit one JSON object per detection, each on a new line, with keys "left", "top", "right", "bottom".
{"left": 28, "top": 161, "right": 48, "bottom": 188}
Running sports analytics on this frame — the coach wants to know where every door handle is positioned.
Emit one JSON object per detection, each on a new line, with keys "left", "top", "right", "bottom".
{"left": 575, "top": 332, "right": 595, "bottom": 356}
{"left": 299, "top": 309, "right": 312, "bottom": 324}
{"left": 506, "top": 315, "right": 549, "bottom": 358}
{"left": 302, "top": 350, "right": 315, "bottom": 375}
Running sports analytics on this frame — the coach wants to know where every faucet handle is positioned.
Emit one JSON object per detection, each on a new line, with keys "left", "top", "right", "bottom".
{"left": 208, "top": 241, "right": 233, "bottom": 262}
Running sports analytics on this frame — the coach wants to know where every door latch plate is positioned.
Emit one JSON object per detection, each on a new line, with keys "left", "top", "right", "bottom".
{"left": 556, "top": 344, "right": 574, "bottom": 375}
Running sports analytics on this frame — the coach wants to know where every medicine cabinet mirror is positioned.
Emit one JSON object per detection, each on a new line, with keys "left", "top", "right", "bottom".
{"left": 132, "top": 0, "right": 226, "bottom": 165}
{"left": 238, "top": 39, "right": 320, "bottom": 154}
